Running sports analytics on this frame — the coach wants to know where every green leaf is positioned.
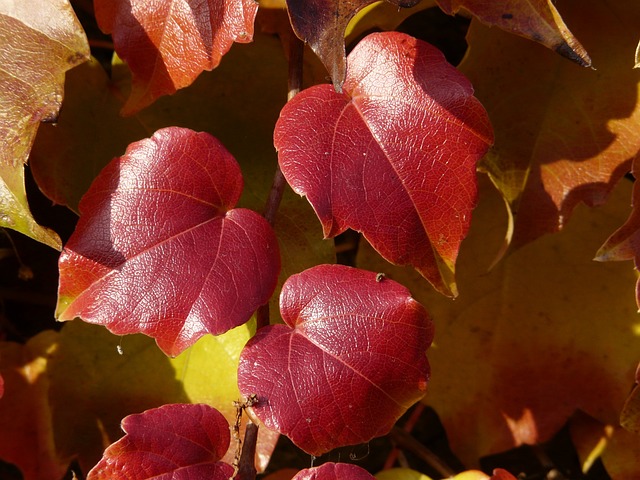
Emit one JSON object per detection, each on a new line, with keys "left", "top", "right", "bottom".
{"left": 0, "top": 0, "right": 89, "bottom": 249}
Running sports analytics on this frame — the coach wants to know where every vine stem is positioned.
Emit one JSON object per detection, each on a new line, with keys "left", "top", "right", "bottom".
{"left": 234, "top": 421, "right": 259, "bottom": 480}
{"left": 255, "top": 30, "right": 305, "bottom": 331}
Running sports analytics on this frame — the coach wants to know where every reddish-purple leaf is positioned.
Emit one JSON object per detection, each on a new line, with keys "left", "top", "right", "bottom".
{"left": 87, "top": 403, "right": 234, "bottom": 479}
{"left": 94, "top": 0, "right": 258, "bottom": 114}
{"left": 56, "top": 127, "right": 280, "bottom": 357}
{"left": 238, "top": 264, "right": 433, "bottom": 456}
{"left": 274, "top": 32, "right": 493, "bottom": 296}
{"left": 292, "top": 462, "right": 375, "bottom": 480}
{"left": 285, "top": 0, "right": 421, "bottom": 90}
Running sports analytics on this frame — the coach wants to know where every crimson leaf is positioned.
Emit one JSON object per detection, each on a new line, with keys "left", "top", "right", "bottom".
{"left": 274, "top": 32, "right": 493, "bottom": 296}
{"left": 87, "top": 403, "right": 234, "bottom": 479}
{"left": 238, "top": 264, "right": 433, "bottom": 456}
{"left": 292, "top": 462, "right": 375, "bottom": 479}
{"left": 56, "top": 127, "right": 280, "bottom": 357}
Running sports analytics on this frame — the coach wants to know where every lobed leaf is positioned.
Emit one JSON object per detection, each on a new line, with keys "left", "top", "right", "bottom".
{"left": 436, "top": 0, "right": 590, "bottom": 67}
{"left": 292, "top": 462, "right": 375, "bottom": 479}
{"left": 275, "top": 32, "right": 493, "bottom": 296}
{"left": 357, "top": 176, "right": 640, "bottom": 465}
{"left": 285, "top": 0, "right": 421, "bottom": 90}
{"left": 56, "top": 127, "right": 280, "bottom": 357}
{"left": 462, "top": 0, "right": 640, "bottom": 249}
{"left": 94, "top": 0, "right": 258, "bottom": 114}
{"left": 0, "top": 0, "right": 89, "bottom": 249}
{"left": 238, "top": 264, "right": 433, "bottom": 456}
{"left": 87, "top": 404, "right": 234, "bottom": 479}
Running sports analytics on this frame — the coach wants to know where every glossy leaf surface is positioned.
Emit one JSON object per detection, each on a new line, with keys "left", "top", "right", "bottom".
{"left": 94, "top": 0, "right": 258, "bottom": 114}
{"left": 462, "top": 0, "right": 640, "bottom": 249}
{"left": 0, "top": 0, "right": 89, "bottom": 248}
{"left": 32, "top": 34, "right": 334, "bottom": 320}
{"left": 87, "top": 404, "right": 234, "bottom": 479}
{"left": 285, "top": 0, "right": 420, "bottom": 89}
{"left": 56, "top": 127, "right": 280, "bottom": 357}
{"left": 238, "top": 264, "right": 433, "bottom": 456}
{"left": 292, "top": 462, "right": 375, "bottom": 479}
{"left": 275, "top": 32, "right": 493, "bottom": 296}
{"left": 437, "top": 0, "right": 590, "bottom": 67}
{"left": 357, "top": 177, "right": 640, "bottom": 466}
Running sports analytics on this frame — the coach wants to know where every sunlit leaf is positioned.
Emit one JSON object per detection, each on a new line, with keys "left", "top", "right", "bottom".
{"left": 436, "top": 0, "right": 590, "bottom": 67}
{"left": 357, "top": 177, "right": 640, "bottom": 464}
{"left": 31, "top": 34, "right": 334, "bottom": 318}
{"left": 94, "top": 0, "right": 258, "bottom": 114}
{"left": 462, "top": 0, "right": 640, "bottom": 249}
{"left": 0, "top": 0, "right": 89, "bottom": 248}
{"left": 0, "top": 332, "right": 69, "bottom": 480}
{"left": 47, "top": 319, "right": 277, "bottom": 474}
{"left": 238, "top": 264, "right": 433, "bottom": 456}
{"left": 275, "top": 31, "right": 493, "bottom": 296}
{"left": 292, "top": 462, "right": 375, "bottom": 479}
{"left": 87, "top": 404, "right": 234, "bottom": 479}
{"left": 56, "top": 127, "right": 280, "bottom": 357}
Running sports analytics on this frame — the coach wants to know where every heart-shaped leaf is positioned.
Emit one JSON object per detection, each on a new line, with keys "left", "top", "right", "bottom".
{"left": 0, "top": 0, "right": 89, "bottom": 249}
{"left": 94, "top": 0, "right": 258, "bottom": 114}
{"left": 285, "top": 0, "right": 421, "bottom": 90}
{"left": 293, "top": 462, "right": 375, "bottom": 479}
{"left": 56, "top": 127, "right": 280, "bottom": 357}
{"left": 238, "top": 264, "right": 433, "bottom": 456}
{"left": 275, "top": 32, "right": 493, "bottom": 296}
{"left": 87, "top": 404, "right": 234, "bottom": 479}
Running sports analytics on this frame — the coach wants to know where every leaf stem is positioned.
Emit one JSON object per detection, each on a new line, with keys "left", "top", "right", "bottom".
{"left": 388, "top": 426, "right": 456, "bottom": 478}
{"left": 256, "top": 30, "right": 305, "bottom": 331}
{"left": 234, "top": 420, "right": 259, "bottom": 480}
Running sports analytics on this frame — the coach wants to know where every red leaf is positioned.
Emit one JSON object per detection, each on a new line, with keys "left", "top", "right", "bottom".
{"left": 285, "top": 0, "right": 420, "bottom": 90}
{"left": 291, "top": 462, "right": 375, "bottom": 480}
{"left": 87, "top": 403, "right": 234, "bottom": 479}
{"left": 274, "top": 32, "right": 493, "bottom": 296}
{"left": 238, "top": 264, "right": 433, "bottom": 456}
{"left": 94, "top": 0, "right": 258, "bottom": 114}
{"left": 56, "top": 127, "right": 280, "bottom": 357}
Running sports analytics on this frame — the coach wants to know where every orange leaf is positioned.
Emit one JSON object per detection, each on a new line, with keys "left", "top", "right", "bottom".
{"left": 94, "top": 0, "right": 258, "bottom": 115}
{"left": 461, "top": 0, "right": 640, "bottom": 249}
{"left": 0, "top": 332, "right": 69, "bottom": 480}
{"left": 437, "top": 0, "right": 590, "bottom": 67}
{"left": 357, "top": 176, "right": 640, "bottom": 464}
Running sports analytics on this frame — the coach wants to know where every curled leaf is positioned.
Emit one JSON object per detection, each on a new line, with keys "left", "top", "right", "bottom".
{"left": 436, "top": 0, "right": 590, "bottom": 67}
{"left": 285, "top": 0, "right": 422, "bottom": 90}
